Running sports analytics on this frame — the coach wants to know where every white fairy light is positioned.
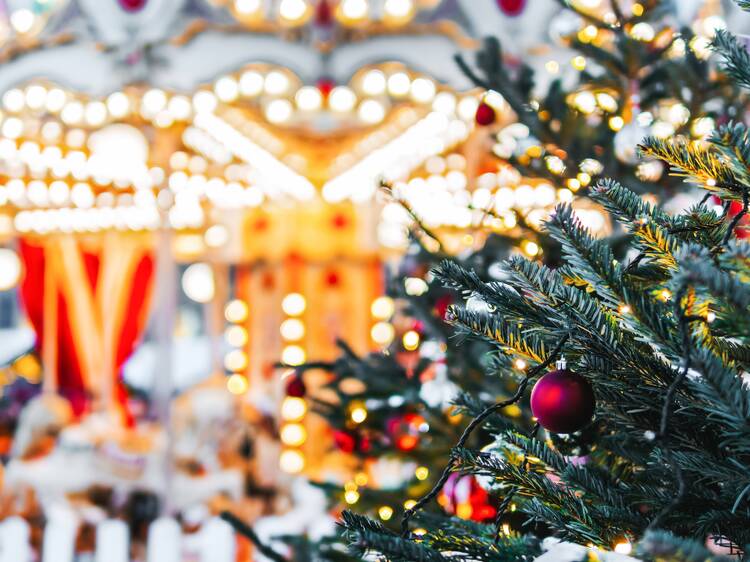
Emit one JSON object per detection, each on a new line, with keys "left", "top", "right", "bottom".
{"left": 361, "top": 69, "right": 387, "bottom": 96}
{"left": 329, "top": 86, "right": 357, "bottom": 112}
{"left": 295, "top": 86, "right": 323, "bottom": 111}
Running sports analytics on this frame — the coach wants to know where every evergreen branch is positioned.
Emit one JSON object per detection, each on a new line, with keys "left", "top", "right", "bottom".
{"left": 713, "top": 28, "right": 750, "bottom": 91}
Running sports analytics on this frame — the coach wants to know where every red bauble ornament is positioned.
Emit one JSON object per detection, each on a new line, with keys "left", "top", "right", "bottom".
{"left": 441, "top": 473, "right": 497, "bottom": 522}
{"left": 317, "top": 78, "right": 335, "bottom": 99}
{"left": 333, "top": 430, "right": 357, "bottom": 453}
{"left": 315, "top": 0, "right": 334, "bottom": 26}
{"left": 118, "top": 0, "right": 148, "bottom": 12}
{"left": 496, "top": 0, "right": 526, "bottom": 16}
{"left": 530, "top": 360, "right": 595, "bottom": 434}
{"left": 475, "top": 102, "right": 496, "bottom": 126}
{"left": 285, "top": 375, "right": 306, "bottom": 397}
{"left": 386, "top": 412, "right": 425, "bottom": 452}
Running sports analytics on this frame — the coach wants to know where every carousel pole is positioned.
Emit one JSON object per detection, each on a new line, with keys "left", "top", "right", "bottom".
{"left": 41, "top": 241, "right": 59, "bottom": 395}
{"left": 153, "top": 213, "right": 177, "bottom": 515}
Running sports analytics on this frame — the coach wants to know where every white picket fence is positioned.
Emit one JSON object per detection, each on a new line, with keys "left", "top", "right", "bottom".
{"left": 0, "top": 514, "right": 238, "bottom": 562}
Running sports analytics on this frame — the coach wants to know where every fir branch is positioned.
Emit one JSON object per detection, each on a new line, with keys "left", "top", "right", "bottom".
{"left": 713, "top": 28, "right": 750, "bottom": 91}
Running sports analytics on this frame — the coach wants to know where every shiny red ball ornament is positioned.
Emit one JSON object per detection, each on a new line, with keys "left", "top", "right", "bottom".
{"left": 118, "top": 0, "right": 148, "bottom": 12}
{"left": 475, "top": 102, "right": 496, "bottom": 126}
{"left": 285, "top": 375, "right": 306, "bottom": 398}
{"left": 317, "top": 78, "right": 335, "bottom": 99}
{"left": 333, "top": 430, "right": 357, "bottom": 453}
{"left": 497, "top": 0, "right": 526, "bottom": 16}
{"left": 530, "top": 359, "right": 595, "bottom": 434}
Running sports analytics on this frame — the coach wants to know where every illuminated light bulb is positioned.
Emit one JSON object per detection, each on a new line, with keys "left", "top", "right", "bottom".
{"left": 707, "top": 311, "right": 716, "bottom": 323}
{"left": 483, "top": 90, "right": 505, "bottom": 111}
{"left": 371, "top": 296, "right": 395, "bottom": 319}
{"left": 23, "top": 85, "right": 46, "bottom": 109}
{"left": 280, "top": 423, "right": 307, "bottom": 446}
{"left": 378, "top": 506, "right": 393, "bottom": 521}
{"left": 344, "top": 490, "right": 360, "bottom": 504}
{"left": 225, "top": 325, "right": 249, "bottom": 347}
{"left": 387, "top": 72, "right": 411, "bottom": 97}
{"left": 515, "top": 358, "right": 527, "bottom": 370}
{"left": 225, "top": 299, "right": 249, "bottom": 323}
{"left": 614, "top": 541, "right": 632, "bottom": 555}
{"left": 571, "top": 55, "right": 586, "bottom": 71}
{"left": 410, "top": 77, "right": 436, "bottom": 103}
{"left": 45, "top": 88, "right": 66, "bottom": 112}
{"left": 573, "top": 91, "right": 596, "bottom": 114}
{"left": 61, "top": 102, "right": 84, "bottom": 125}
{"left": 227, "top": 373, "right": 249, "bottom": 394}
{"left": 370, "top": 322, "right": 395, "bottom": 345}
{"left": 384, "top": 0, "right": 414, "bottom": 19}
{"left": 240, "top": 70, "right": 264, "bottom": 97}
{"left": 545, "top": 155, "right": 566, "bottom": 175}
{"left": 404, "top": 277, "right": 428, "bottom": 296}
{"left": 545, "top": 60, "right": 560, "bottom": 74}
{"left": 264, "top": 71, "right": 290, "bottom": 95}
{"left": 404, "top": 500, "right": 417, "bottom": 510}
{"left": 280, "top": 318, "right": 305, "bottom": 341}
{"left": 691, "top": 117, "right": 715, "bottom": 138}
{"left": 432, "top": 91, "right": 456, "bottom": 115}
{"left": 350, "top": 405, "right": 367, "bottom": 424}
{"left": 142, "top": 88, "right": 167, "bottom": 114}
{"left": 49, "top": 181, "right": 70, "bottom": 206}
{"left": 340, "top": 0, "right": 368, "bottom": 20}
{"left": 85, "top": 101, "right": 108, "bottom": 126}
{"left": 361, "top": 69, "right": 387, "bottom": 96}
{"left": 1, "top": 117, "right": 22, "bottom": 139}
{"left": 279, "top": 0, "right": 309, "bottom": 22}
{"left": 354, "top": 472, "right": 368, "bottom": 486}
{"left": 358, "top": 99, "right": 386, "bottom": 124}
{"left": 329, "top": 86, "right": 357, "bottom": 112}
{"left": 192, "top": 91, "right": 218, "bottom": 114}
{"left": 295, "top": 86, "right": 323, "bottom": 111}
{"left": 281, "top": 397, "right": 307, "bottom": 421}
{"left": 618, "top": 304, "right": 631, "bottom": 315}
{"left": 265, "top": 99, "right": 293, "bottom": 123}
{"left": 234, "top": 0, "right": 262, "bottom": 14}
{"left": 402, "top": 330, "right": 420, "bottom": 351}
{"left": 0, "top": 249, "right": 22, "bottom": 291}
{"left": 279, "top": 449, "right": 305, "bottom": 473}
{"left": 630, "top": 22, "right": 654, "bottom": 41}
{"left": 415, "top": 466, "right": 429, "bottom": 481}
{"left": 71, "top": 183, "right": 95, "bottom": 209}
{"left": 182, "top": 263, "right": 215, "bottom": 303}
{"left": 595, "top": 92, "right": 617, "bottom": 113}
{"left": 10, "top": 9, "right": 34, "bottom": 33}
{"left": 214, "top": 76, "right": 240, "bottom": 102}
{"left": 668, "top": 103, "right": 690, "bottom": 126}
{"left": 204, "top": 224, "right": 229, "bottom": 247}
{"left": 282, "top": 293, "right": 306, "bottom": 316}
{"left": 457, "top": 96, "right": 479, "bottom": 121}
{"left": 690, "top": 36, "right": 712, "bottom": 59}
{"left": 106, "top": 92, "right": 130, "bottom": 118}
{"left": 523, "top": 241, "right": 540, "bottom": 256}
{"left": 224, "top": 349, "right": 249, "bottom": 372}
{"left": 282, "top": 345, "right": 306, "bottom": 366}
{"left": 608, "top": 116, "right": 624, "bottom": 131}
{"left": 651, "top": 121, "right": 674, "bottom": 139}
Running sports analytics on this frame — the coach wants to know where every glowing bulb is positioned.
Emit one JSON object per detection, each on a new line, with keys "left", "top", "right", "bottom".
{"left": 0, "top": 249, "right": 22, "bottom": 291}
{"left": 279, "top": 0, "right": 308, "bottom": 22}
{"left": 10, "top": 9, "right": 34, "bottom": 33}
{"left": 282, "top": 345, "right": 306, "bottom": 366}
{"left": 370, "top": 322, "right": 395, "bottom": 345}
{"left": 515, "top": 358, "right": 527, "bottom": 370}
{"left": 350, "top": 405, "right": 368, "bottom": 424}
{"left": 240, "top": 71, "right": 264, "bottom": 96}
{"left": 280, "top": 318, "right": 305, "bottom": 341}
{"left": 215, "top": 76, "right": 240, "bottom": 102}
{"left": 523, "top": 241, "right": 539, "bottom": 256}
{"left": 224, "top": 349, "right": 249, "bottom": 372}
{"left": 415, "top": 466, "right": 429, "bottom": 480}
{"left": 341, "top": 0, "right": 368, "bottom": 20}
{"left": 410, "top": 78, "right": 436, "bottom": 103}
{"left": 279, "top": 449, "right": 305, "bottom": 473}
{"left": 609, "top": 116, "right": 624, "bottom": 131}
{"left": 384, "top": 0, "right": 414, "bottom": 19}
{"left": 281, "top": 397, "right": 307, "bottom": 421}
{"left": 630, "top": 22, "right": 654, "bottom": 41}
{"left": 225, "top": 299, "right": 249, "bottom": 323}
{"left": 204, "top": 224, "right": 229, "bottom": 248}
{"left": 265, "top": 99, "right": 293, "bottom": 123}
{"left": 264, "top": 71, "right": 290, "bottom": 95}
{"left": 614, "top": 542, "right": 632, "bottom": 555}
{"left": 387, "top": 72, "right": 411, "bottom": 97}
{"left": 329, "top": 87, "right": 357, "bottom": 112}
{"left": 282, "top": 293, "right": 306, "bottom": 316}
{"left": 193, "top": 91, "right": 218, "bottom": 114}
{"left": 280, "top": 423, "right": 307, "bottom": 446}
{"left": 358, "top": 99, "right": 385, "bottom": 124}
{"left": 402, "top": 330, "right": 420, "bottom": 351}
{"left": 404, "top": 277, "right": 428, "bottom": 296}
{"left": 2, "top": 89, "right": 24, "bottom": 112}
{"left": 295, "top": 86, "right": 323, "bottom": 111}
{"left": 361, "top": 69, "right": 387, "bottom": 96}
{"left": 344, "top": 490, "right": 360, "bottom": 504}
{"left": 225, "top": 325, "right": 249, "bottom": 347}
{"left": 378, "top": 506, "right": 394, "bottom": 521}
{"left": 107, "top": 92, "right": 130, "bottom": 118}
{"left": 371, "top": 296, "right": 395, "bottom": 319}
{"left": 234, "top": 0, "right": 262, "bottom": 14}
{"left": 182, "top": 263, "right": 215, "bottom": 303}
{"left": 227, "top": 373, "right": 249, "bottom": 394}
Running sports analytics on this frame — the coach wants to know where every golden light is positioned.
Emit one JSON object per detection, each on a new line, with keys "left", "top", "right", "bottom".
{"left": 456, "top": 503, "right": 473, "bottom": 520}
{"left": 358, "top": 99, "right": 386, "bottom": 124}
{"left": 329, "top": 86, "right": 357, "bottom": 112}
{"left": 227, "top": 373, "right": 249, "bottom": 394}
{"left": 618, "top": 304, "right": 631, "bottom": 315}
{"left": 402, "top": 330, "right": 420, "bottom": 351}
{"left": 225, "top": 325, "right": 249, "bottom": 347}
{"left": 410, "top": 77, "right": 436, "bottom": 103}
{"left": 279, "top": 449, "right": 306, "bottom": 473}
{"left": 264, "top": 71, "right": 291, "bottom": 95}
{"left": 515, "top": 358, "right": 527, "bottom": 370}
{"left": 415, "top": 466, "right": 429, "bottom": 481}
{"left": 361, "top": 69, "right": 387, "bottom": 96}
{"left": 280, "top": 318, "right": 306, "bottom": 341}
{"left": 278, "top": 0, "right": 310, "bottom": 23}
{"left": 378, "top": 506, "right": 394, "bottom": 521}
{"left": 371, "top": 322, "right": 395, "bottom": 345}
{"left": 282, "top": 293, "right": 306, "bottom": 316}
{"left": 265, "top": 99, "right": 293, "bottom": 123}
{"left": 234, "top": 0, "right": 263, "bottom": 16}
{"left": 225, "top": 299, "right": 250, "bottom": 323}
{"left": 383, "top": 0, "right": 415, "bottom": 22}
{"left": 371, "top": 296, "right": 395, "bottom": 319}
{"left": 404, "top": 277, "right": 428, "bottom": 295}
{"left": 354, "top": 472, "right": 368, "bottom": 486}
{"left": 350, "top": 404, "right": 368, "bottom": 424}
{"left": 339, "top": 0, "right": 369, "bottom": 22}
{"left": 240, "top": 70, "right": 265, "bottom": 96}
{"left": 571, "top": 56, "right": 587, "bottom": 71}
{"left": 214, "top": 76, "right": 240, "bottom": 102}
{"left": 595, "top": 92, "right": 617, "bottom": 113}
{"left": 344, "top": 490, "right": 361, "bottom": 504}
{"left": 692, "top": 117, "right": 715, "bottom": 138}
{"left": 204, "top": 224, "right": 229, "bottom": 248}
{"left": 404, "top": 499, "right": 417, "bottom": 510}
{"left": 224, "top": 349, "right": 249, "bottom": 372}
{"left": 0, "top": 249, "right": 22, "bottom": 291}
{"left": 630, "top": 22, "right": 655, "bottom": 42}
{"left": 614, "top": 541, "right": 632, "bottom": 555}
{"left": 281, "top": 397, "right": 307, "bottom": 421}
{"left": 609, "top": 116, "right": 624, "bottom": 131}
{"left": 387, "top": 72, "right": 411, "bottom": 97}
{"left": 295, "top": 86, "right": 323, "bottom": 111}
{"left": 523, "top": 241, "right": 539, "bottom": 257}
{"left": 182, "top": 263, "right": 215, "bottom": 303}
{"left": 282, "top": 345, "right": 306, "bottom": 366}
{"left": 280, "top": 423, "right": 308, "bottom": 447}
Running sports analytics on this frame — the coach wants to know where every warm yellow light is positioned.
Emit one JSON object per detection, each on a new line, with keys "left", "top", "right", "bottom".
{"left": 240, "top": 71, "right": 265, "bottom": 96}
{"left": 415, "top": 466, "right": 429, "bottom": 481}
{"left": 404, "top": 277, "right": 428, "bottom": 296}
{"left": 402, "top": 330, "right": 420, "bottom": 351}
{"left": 344, "top": 490, "right": 360, "bottom": 504}
{"left": 523, "top": 241, "right": 539, "bottom": 257}
{"left": 282, "top": 345, "right": 306, "bottom": 366}
{"left": 361, "top": 70, "right": 387, "bottom": 96}
{"left": 280, "top": 318, "right": 306, "bottom": 341}
{"left": 234, "top": 0, "right": 263, "bottom": 15}
{"left": 282, "top": 293, "right": 306, "bottom": 316}
{"left": 340, "top": 0, "right": 368, "bottom": 21}
{"left": 265, "top": 99, "right": 293, "bottom": 123}
{"left": 225, "top": 325, "right": 249, "bottom": 348}
{"left": 225, "top": 299, "right": 249, "bottom": 323}
{"left": 378, "top": 506, "right": 394, "bottom": 521}
{"left": 279, "top": 0, "right": 309, "bottom": 22}
{"left": 10, "top": 9, "right": 35, "bottom": 34}
{"left": 456, "top": 503, "right": 473, "bottom": 520}
{"left": 371, "top": 296, "right": 395, "bottom": 319}
{"left": 404, "top": 500, "right": 417, "bottom": 510}
{"left": 383, "top": 0, "right": 414, "bottom": 20}
{"left": 350, "top": 405, "right": 368, "bottom": 424}
{"left": 614, "top": 541, "right": 632, "bottom": 555}
{"left": 371, "top": 322, "right": 395, "bottom": 345}
{"left": 280, "top": 423, "right": 307, "bottom": 446}
{"left": 280, "top": 449, "right": 305, "bottom": 473}
{"left": 515, "top": 359, "right": 527, "bottom": 370}
{"left": 224, "top": 349, "right": 249, "bottom": 372}
{"left": 204, "top": 224, "right": 229, "bottom": 248}
{"left": 630, "top": 22, "right": 655, "bottom": 42}
{"left": 0, "top": 249, "right": 21, "bottom": 291}
{"left": 609, "top": 116, "right": 624, "bottom": 131}
{"left": 264, "top": 71, "right": 291, "bottom": 95}
{"left": 358, "top": 99, "right": 386, "bottom": 124}
{"left": 571, "top": 56, "right": 587, "bottom": 71}
{"left": 295, "top": 86, "right": 323, "bottom": 111}
{"left": 387, "top": 72, "right": 411, "bottom": 97}
{"left": 410, "top": 78, "right": 436, "bottom": 103}
{"left": 182, "top": 263, "right": 215, "bottom": 303}
{"left": 354, "top": 472, "right": 368, "bottom": 486}
{"left": 619, "top": 304, "right": 631, "bottom": 315}
{"left": 226, "top": 373, "right": 249, "bottom": 395}
{"left": 281, "top": 396, "right": 307, "bottom": 421}
{"left": 329, "top": 86, "right": 357, "bottom": 112}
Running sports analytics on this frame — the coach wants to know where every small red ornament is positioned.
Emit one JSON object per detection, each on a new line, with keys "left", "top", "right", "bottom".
{"left": 118, "top": 0, "right": 148, "bottom": 12}
{"left": 333, "top": 430, "right": 357, "bottom": 453}
{"left": 315, "top": 0, "right": 334, "bottom": 26}
{"left": 387, "top": 412, "right": 425, "bottom": 452}
{"left": 530, "top": 358, "right": 595, "bottom": 434}
{"left": 475, "top": 102, "right": 496, "bottom": 126}
{"left": 441, "top": 473, "right": 497, "bottom": 522}
{"left": 285, "top": 375, "right": 306, "bottom": 397}
{"left": 317, "top": 78, "right": 335, "bottom": 99}
{"left": 496, "top": 0, "right": 526, "bottom": 16}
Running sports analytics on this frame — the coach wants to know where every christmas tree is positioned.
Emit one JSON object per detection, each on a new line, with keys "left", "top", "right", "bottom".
{"left": 336, "top": 3, "right": 750, "bottom": 560}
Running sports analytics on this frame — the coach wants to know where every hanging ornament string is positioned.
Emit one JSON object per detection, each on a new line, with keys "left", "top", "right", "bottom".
{"left": 400, "top": 333, "right": 571, "bottom": 537}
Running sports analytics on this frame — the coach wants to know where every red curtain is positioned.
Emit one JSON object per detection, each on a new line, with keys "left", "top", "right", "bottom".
{"left": 19, "top": 235, "right": 154, "bottom": 419}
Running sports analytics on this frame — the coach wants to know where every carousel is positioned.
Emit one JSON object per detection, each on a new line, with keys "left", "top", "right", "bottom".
{"left": 0, "top": 0, "right": 590, "bottom": 559}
